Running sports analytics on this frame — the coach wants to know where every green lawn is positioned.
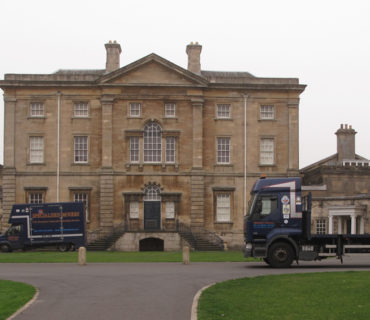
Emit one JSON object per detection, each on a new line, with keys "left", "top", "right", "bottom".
{"left": 0, "top": 280, "right": 36, "bottom": 320}
{"left": 0, "top": 250, "right": 253, "bottom": 263}
{"left": 198, "top": 271, "right": 370, "bottom": 320}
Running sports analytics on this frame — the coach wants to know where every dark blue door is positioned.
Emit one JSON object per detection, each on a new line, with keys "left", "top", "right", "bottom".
{"left": 144, "top": 201, "right": 161, "bottom": 230}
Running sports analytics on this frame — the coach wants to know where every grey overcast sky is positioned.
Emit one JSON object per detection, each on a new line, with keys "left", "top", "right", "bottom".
{"left": 0, "top": 0, "right": 369, "bottom": 168}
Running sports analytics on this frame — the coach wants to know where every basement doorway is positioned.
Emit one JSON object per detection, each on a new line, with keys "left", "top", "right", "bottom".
{"left": 139, "top": 237, "right": 164, "bottom": 251}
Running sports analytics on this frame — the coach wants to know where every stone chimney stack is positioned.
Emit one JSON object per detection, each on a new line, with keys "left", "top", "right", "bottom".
{"left": 186, "top": 42, "right": 202, "bottom": 75}
{"left": 335, "top": 124, "right": 357, "bottom": 161}
{"left": 105, "top": 40, "right": 122, "bottom": 73}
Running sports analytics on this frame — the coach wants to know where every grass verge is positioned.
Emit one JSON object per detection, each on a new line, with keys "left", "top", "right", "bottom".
{"left": 0, "top": 250, "right": 255, "bottom": 263}
{"left": 0, "top": 280, "right": 36, "bottom": 320}
{"left": 198, "top": 271, "right": 370, "bottom": 320}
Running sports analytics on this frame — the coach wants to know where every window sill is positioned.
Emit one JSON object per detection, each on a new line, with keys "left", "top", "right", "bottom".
{"left": 214, "top": 164, "right": 233, "bottom": 167}
{"left": 126, "top": 163, "right": 179, "bottom": 170}
{"left": 258, "top": 164, "right": 277, "bottom": 167}
{"left": 28, "top": 116, "right": 46, "bottom": 119}
{"left": 214, "top": 221, "right": 233, "bottom": 225}
{"left": 127, "top": 116, "right": 143, "bottom": 119}
{"left": 258, "top": 119, "right": 276, "bottom": 122}
{"left": 214, "top": 118, "right": 233, "bottom": 121}
{"left": 27, "top": 162, "right": 46, "bottom": 166}
{"left": 72, "top": 162, "right": 90, "bottom": 166}
{"left": 72, "top": 116, "right": 91, "bottom": 119}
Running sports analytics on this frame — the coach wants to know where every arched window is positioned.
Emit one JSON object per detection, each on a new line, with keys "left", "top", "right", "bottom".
{"left": 144, "top": 122, "right": 162, "bottom": 163}
{"left": 144, "top": 184, "right": 161, "bottom": 201}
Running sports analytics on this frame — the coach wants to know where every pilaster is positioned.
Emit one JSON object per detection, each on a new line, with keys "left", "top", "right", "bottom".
{"left": 1, "top": 168, "right": 16, "bottom": 232}
{"left": 100, "top": 95, "right": 115, "bottom": 231}
{"left": 101, "top": 95, "right": 114, "bottom": 168}
{"left": 192, "top": 98, "right": 204, "bottom": 169}
{"left": 288, "top": 100, "right": 299, "bottom": 175}
{"left": 3, "top": 95, "right": 16, "bottom": 168}
{"left": 190, "top": 172, "right": 205, "bottom": 229}
{"left": 99, "top": 168, "right": 114, "bottom": 231}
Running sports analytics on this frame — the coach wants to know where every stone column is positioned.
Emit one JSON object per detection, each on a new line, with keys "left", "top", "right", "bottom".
{"left": 337, "top": 216, "right": 342, "bottom": 234}
{"left": 287, "top": 100, "right": 299, "bottom": 175}
{"left": 360, "top": 216, "right": 365, "bottom": 234}
{"left": 351, "top": 214, "right": 356, "bottom": 235}
{"left": 328, "top": 215, "right": 333, "bottom": 234}
{"left": 99, "top": 96, "right": 115, "bottom": 231}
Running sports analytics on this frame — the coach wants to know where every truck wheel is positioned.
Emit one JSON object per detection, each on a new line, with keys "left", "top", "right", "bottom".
{"left": 0, "top": 244, "right": 12, "bottom": 253}
{"left": 268, "top": 242, "right": 294, "bottom": 268}
{"left": 57, "top": 243, "right": 71, "bottom": 252}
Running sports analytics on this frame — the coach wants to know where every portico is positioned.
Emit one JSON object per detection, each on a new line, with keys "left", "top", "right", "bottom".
{"left": 328, "top": 206, "right": 366, "bottom": 235}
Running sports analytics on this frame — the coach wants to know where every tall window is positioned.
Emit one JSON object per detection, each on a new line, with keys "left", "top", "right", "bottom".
{"left": 30, "top": 102, "right": 44, "bottom": 117}
{"left": 74, "top": 102, "right": 89, "bottom": 117}
{"left": 165, "top": 137, "right": 176, "bottom": 163}
{"left": 260, "top": 138, "right": 274, "bottom": 165}
{"left": 164, "top": 103, "right": 176, "bottom": 118}
{"left": 260, "top": 105, "right": 275, "bottom": 120}
{"left": 129, "top": 103, "right": 141, "bottom": 117}
{"left": 217, "top": 137, "right": 230, "bottom": 164}
{"left": 29, "top": 136, "right": 44, "bottom": 163}
{"left": 74, "top": 136, "right": 88, "bottom": 163}
{"left": 130, "top": 137, "right": 140, "bottom": 163}
{"left": 144, "top": 122, "right": 162, "bottom": 163}
{"left": 316, "top": 219, "right": 326, "bottom": 234}
{"left": 74, "top": 192, "right": 89, "bottom": 222}
{"left": 29, "top": 192, "right": 44, "bottom": 204}
{"left": 217, "top": 104, "right": 231, "bottom": 119}
{"left": 216, "top": 194, "right": 231, "bottom": 222}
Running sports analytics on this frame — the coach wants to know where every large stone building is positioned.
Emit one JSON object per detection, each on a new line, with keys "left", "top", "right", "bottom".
{"left": 0, "top": 41, "right": 305, "bottom": 250}
{"left": 302, "top": 125, "right": 370, "bottom": 235}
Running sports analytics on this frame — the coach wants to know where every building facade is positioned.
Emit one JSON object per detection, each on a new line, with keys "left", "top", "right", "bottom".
{"left": 0, "top": 41, "right": 305, "bottom": 250}
{"left": 302, "top": 125, "right": 370, "bottom": 236}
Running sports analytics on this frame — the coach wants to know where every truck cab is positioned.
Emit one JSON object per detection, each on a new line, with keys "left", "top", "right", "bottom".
{"left": 244, "top": 177, "right": 307, "bottom": 267}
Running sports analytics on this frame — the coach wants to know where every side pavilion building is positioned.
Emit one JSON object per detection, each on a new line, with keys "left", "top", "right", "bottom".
{"left": 0, "top": 41, "right": 306, "bottom": 250}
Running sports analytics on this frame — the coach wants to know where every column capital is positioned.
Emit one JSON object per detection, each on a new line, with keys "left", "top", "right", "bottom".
{"left": 3, "top": 95, "right": 17, "bottom": 103}
{"left": 287, "top": 98, "right": 300, "bottom": 108}
{"left": 100, "top": 95, "right": 116, "bottom": 104}
{"left": 191, "top": 97, "right": 204, "bottom": 107}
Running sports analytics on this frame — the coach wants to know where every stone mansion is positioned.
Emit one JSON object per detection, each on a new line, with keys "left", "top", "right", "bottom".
{"left": 0, "top": 41, "right": 306, "bottom": 250}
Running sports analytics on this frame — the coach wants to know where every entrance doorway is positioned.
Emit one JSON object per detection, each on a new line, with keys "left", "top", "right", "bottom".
{"left": 144, "top": 201, "right": 161, "bottom": 230}
{"left": 144, "top": 183, "right": 161, "bottom": 231}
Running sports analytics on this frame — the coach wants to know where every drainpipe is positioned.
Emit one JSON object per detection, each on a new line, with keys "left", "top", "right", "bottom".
{"left": 242, "top": 94, "right": 248, "bottom": 215}
{"left": 57, "top": 91, "right": 62, "bottom": 202}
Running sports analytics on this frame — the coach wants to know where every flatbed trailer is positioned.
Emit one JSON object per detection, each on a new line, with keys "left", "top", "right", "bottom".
{"left": 244, "top": 177, "right": 370, "bottom": 267}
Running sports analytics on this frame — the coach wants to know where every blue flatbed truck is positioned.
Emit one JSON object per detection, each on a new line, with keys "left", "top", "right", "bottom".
{"left": 244, "top": 177, "right": 370, "bottom": 267}
{"left": 0, "top": 202, "right": 85, "bottom": 252}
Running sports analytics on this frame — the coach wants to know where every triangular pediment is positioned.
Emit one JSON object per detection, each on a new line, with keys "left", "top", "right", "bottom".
{"left": 98, "top": 53, "right": 208, "bottom": 87}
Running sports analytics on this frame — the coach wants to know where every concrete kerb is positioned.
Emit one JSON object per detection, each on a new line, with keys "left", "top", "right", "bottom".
{"left": 190, "top": 283, "right": 215, "bottom": 320}
{"left": 7, "top": 288, "right": 39, "bottom": 320}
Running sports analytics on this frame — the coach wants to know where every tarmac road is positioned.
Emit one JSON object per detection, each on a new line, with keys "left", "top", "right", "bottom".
{"left": 1, "top": 254, "right": 370, "bottom": 320}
